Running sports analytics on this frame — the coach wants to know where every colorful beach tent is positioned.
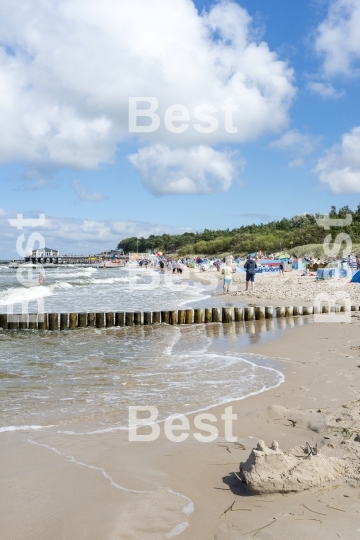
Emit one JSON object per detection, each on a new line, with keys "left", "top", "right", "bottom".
{"left": 351, "top": 270, "right": 360, "bottom": 283}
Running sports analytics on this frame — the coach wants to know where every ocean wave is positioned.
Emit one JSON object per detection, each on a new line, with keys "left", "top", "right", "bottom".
{"left": 0, "top": 284, "right": 53, "bottom": 306}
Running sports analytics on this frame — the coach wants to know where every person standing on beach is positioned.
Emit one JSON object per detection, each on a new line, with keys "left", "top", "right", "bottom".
{"left": 221, "top": 260, "right": 233, "bottom": 294}
{"left": 244, "top": 255, "right": 257, "bottom": 291}
{"left": 279, "top": 261, "right": 284, "bottom": 277}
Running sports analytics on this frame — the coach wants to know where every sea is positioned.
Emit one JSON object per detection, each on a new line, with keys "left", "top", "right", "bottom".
{"left": 0, "top": 265, "right": 288, "bottom": 433}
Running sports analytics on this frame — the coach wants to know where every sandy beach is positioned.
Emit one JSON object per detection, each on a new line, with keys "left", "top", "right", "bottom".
{"left": 2, "top": 314, "right": 360, "bottom": 540}
{"left": 189, "top": 267, "right": 360, "bottom": 307}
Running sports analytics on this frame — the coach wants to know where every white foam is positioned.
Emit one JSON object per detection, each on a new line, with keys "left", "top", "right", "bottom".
{"left": 0, "top": 425, "right": 54, "bottom": 433}
{"left": 167, "top": 489, "right": 195, "bottom": 516}
{"left": 165, "top": 522, "right": 189, "bottom": 538}
{"left": 0, "top": 284, "right": 52, "bottom": 306}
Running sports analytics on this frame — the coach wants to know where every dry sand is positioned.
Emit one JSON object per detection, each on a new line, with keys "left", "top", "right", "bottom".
{"left": 2, "top": 317, "right": 360, "bottom": 539}
{"left": 189, "top": 267, "right": 360, "bottom": 307}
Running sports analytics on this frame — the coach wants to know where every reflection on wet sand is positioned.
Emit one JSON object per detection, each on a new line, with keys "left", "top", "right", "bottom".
{"left": 203, "top": 315, "right": 311, "bottom": 349}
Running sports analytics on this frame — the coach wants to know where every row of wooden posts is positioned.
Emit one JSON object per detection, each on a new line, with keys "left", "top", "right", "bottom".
{"left": 0, "top": 304, "right": 358, "bottom": 331}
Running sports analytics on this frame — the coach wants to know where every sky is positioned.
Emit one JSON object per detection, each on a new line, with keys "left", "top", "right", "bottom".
{"left": 0, "top": 0, "right": 360, "bottom": 258}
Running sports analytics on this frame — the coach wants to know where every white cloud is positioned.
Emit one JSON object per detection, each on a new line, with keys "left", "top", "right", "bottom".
{"left": 0, "top": 210, "right": 171, "bottom": 258}
{"left": 0, "top": 0, "right": 295, "bottom": 177}
{"left": 315, "top": 0, "right": 360, "bottom": 77}
{"left": 307, "top": 81, "right": 344, "bottom": 99}
{"left": 315, "top": 126, "right": 360, "bottom": 193}
{"left": 269, "top": 130, "right": 320, "bottom": 155}
{"left": 288, "top": 158, "right": 304, "bottom": 169}
{"left": 128, "top": 145, "right": 242, "bottom": 195}
{"left": 72, "top": 179, "right": 107, "bottom": 202}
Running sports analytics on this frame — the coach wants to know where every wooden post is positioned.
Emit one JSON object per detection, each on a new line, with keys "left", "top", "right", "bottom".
{"left": 0, "top": 313, "right": 8, "bottom": 330}
{"left": 88, "top": 312, "right": 95, "bottom": 327}
{"left": 255, "top": 306, "right": 265, "bottom": 320}
{"left": 152, "top": 312, "right": 161, "bottom": 324}
{"left": 95, "top": 312, "right": 104, "bottom": 328}
{"left": 143, "top": 312, "right": 152, "bottom": 325}
{"left": 212, "top": 308, "right": 220, "bottom": 323}
{"left": 134, "top": 312, "right": 141, "bottom": 326}
{"left": 38, "top": 313, "right": 48, "bottom": 330}
{"left": 8, "top": 314, "right": 19, "bottom": 330}
{"left": 115, "top": 312, "right": 124, "bottom": 326}
{"left": 185, "top": 309, "right": 193, "bottom": 324}
{"left": 161, "top": 311, "right": 170, "bottom": 324}
{"left": 177, "top": 310, "right": 185, "bottom": 324}
{"left": 78, "top": 312, "right": 87, "bottom": 328}
{"left": 69, "top": 313, "right": 78, "bottom": 329}
{"left": 169, "top": 311, "right": 177, "bottom": 325}
{"left": 60, "top": 313, "right": 68, "bottom": 330}
{"left": 265, "top": 306, "right": 273, "bottom": 319}
{"left": 205, "top": 308, "right": 212, "bottom": 323}
{"left": 303, "top": 306, "right": 314, "bottom": 315}
{"left": 351, "top": 305, "right": 357, "bottom": 311}
{"left": 313, "top": 305, "right": 320, "bottom": 315}
{"left": 106, "top": 312, "right": 115, "bottom": 327}
{"left": 48, "top": 313, "right": 58, "bottom": 331}
{"left": 322, "top": 305, "right": 329, "bottom": 314}
{"left": 234, "top": 307, "right": 243, "bottom": 321}
{"left": 19, "top": 313, "right": 28, "bottom": 330}
{"left": 194, "top": 308, "right": 203, "bottom": 324}
{"left": 276, "top": 307, "right": 285, "bottom": 318}
{"left": 125, "top": 312, "right": 133, "bottom": 326}
{"left": 28, "top": 314, "right": 37, "bottom": 330}
{"left": 285, "top": 306, "right": 293, "bottom": 317}
{"left": 293, "top": 306, "right": 303, "bottom": 316}
{"left": 222, "top": 307, "right": 232, "bottom": 323}
{"left": 244, "top": 307, "right": 254, "bottom": 321}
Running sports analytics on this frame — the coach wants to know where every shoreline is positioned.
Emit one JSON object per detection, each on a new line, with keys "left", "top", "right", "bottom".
{"left": 2, "top": 318, "right": 360, "bottom": 539}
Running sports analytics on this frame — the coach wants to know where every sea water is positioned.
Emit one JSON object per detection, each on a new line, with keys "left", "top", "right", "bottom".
{"left": 0, "top": 265, "right": 208, "bottom": 313}
{"left": 0, "top": 266, "right": 285, "bottom": 433}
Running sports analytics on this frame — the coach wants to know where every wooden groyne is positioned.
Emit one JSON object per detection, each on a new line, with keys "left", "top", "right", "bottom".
{"left": 0, "top": 304, "right": 358, "bottom": 331}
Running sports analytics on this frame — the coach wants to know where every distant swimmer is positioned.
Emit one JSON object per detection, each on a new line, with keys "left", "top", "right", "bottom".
{"left": 39, "top": 272, "right": 45, "bottom": 284}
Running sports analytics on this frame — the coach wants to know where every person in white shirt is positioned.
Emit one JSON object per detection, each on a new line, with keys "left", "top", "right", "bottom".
{"left": 221, "top": 261, "right": 233, "bottom": 294}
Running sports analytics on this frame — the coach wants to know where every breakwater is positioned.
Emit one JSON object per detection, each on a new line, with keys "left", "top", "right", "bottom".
{"left": 0, "top": 304, "right": 358, "bottom": 330}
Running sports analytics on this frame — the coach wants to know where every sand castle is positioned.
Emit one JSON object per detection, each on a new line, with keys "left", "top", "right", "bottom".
{"left": 239, "top": 440, "right": 357, "bottom": 494}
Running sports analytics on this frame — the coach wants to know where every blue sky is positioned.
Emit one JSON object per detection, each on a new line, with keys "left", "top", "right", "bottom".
{"left": 0, "top": 0, "right": 359, "bottom": 257}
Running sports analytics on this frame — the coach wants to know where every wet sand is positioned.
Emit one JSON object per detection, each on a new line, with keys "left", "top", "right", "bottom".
{"left": 2, "top": 316, "right": 360, "bottom": 539}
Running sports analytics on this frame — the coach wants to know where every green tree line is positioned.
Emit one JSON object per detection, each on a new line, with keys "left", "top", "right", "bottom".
{"left": 117, "top": 205, "right": 360, "bottom": 256}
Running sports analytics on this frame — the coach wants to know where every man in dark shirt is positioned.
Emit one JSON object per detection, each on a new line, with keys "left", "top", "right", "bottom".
{"left": 244, "top": 255, "right": 257, "bottom": 291}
